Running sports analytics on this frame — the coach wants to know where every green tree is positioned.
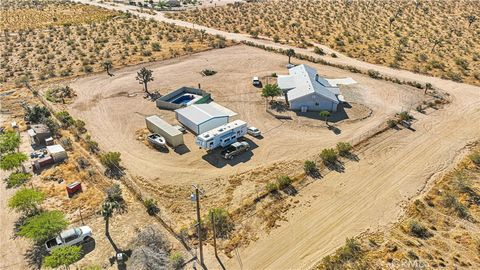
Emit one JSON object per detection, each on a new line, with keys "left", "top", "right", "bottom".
{"left": 103, "top": 60, "right": 113, "bottom": 76}
{"left": 319, "top": 111, "right": 331, "bottom": 125}
{"left": 43, "top": 245, "right": 82, "bottom": 269}
{"left": 286, "top": 49, "right": 295, "bottom": 64}
{"left": 5, "top": 172, "right": 31, "bottom": 188}
{"left": 18, "top": 211, "right": 68, "bottom": 242}
{"left": 0, "top": 152, "right": 28, "bottom": 171}
{"left": 262, "top": 84, "right": 282, "bottom": 101}
{"left": 135, "top": 67, "right": 154, "bottom": 97}
{"left": 0, "top": 130, "right": 20, "bottom": 153}
{"left": 8, "top": 188, "right": 44, "bottom": 215}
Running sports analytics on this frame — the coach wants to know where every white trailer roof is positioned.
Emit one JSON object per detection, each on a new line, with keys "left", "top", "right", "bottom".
{"left": 197, "top": 120, "right": 246, "bottom": 140}
{"left": 175, "top": 103, "right": 233, "bottom": 125}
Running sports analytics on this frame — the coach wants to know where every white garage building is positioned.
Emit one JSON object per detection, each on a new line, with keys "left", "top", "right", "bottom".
{"left": 278, "top": 64, "right": 340, "bottom": 112}
{"left": 175, "top": 102, "right": 236, "bottom": 134}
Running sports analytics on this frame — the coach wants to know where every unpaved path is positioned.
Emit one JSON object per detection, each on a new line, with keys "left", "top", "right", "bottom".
{"left": 71, "top": 1, "right": 480, "bottom": 269}
{"left": 0, "top": 132, "right": 32, "bottom": 270}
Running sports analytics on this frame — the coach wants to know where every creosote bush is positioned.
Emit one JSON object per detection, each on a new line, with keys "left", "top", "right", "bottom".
{"left": 336, "top": 142, "right": 352, "bottom": 156}
{"left": 320, "top": 148, "right": 337, "bottom": 164}
{"left": 276, "top": 175, "right": 292, "bottom": 190}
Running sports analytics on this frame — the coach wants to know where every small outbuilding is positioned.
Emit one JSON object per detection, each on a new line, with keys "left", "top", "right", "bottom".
{"left": 278, "top": 64, "right": 340, "bottom": 112}
{"left": 47, "top": 144, "right": 67, "bottom": 162}
{"left": 145, "top": 115, "right": 184, "bottom": 147}
{"left": 175, "top": 102, "right": 236, "bottom": 135}
{"left": 27, "top": 124, "right": 51, "bottom": 145}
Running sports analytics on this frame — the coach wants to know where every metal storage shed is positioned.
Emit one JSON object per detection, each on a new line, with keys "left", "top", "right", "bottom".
{"left": 175, "top": 103, "right": 233, "bottom": 134}
{"left": 47, "top": 144, "right": 67, "bottom": 162}
{"left": 145, "top": 115, "right": 184, "bottom": 147}
{"left": 27, "top": 124, "right": 51, "bottom": 145}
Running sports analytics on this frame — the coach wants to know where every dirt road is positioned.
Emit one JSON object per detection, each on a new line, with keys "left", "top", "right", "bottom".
{"left": 0, "top": 132, "right": 32, "bottom": 270}
{"left": 68, "top": 1, "right": 480, "bottom": 269}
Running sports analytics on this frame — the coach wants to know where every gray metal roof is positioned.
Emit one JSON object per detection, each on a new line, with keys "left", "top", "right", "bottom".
{"left": 278, "top": 64, "right": 339, "bottom": 103}
{"left": 175, "top": 103, "right": 230, "bottom": 125}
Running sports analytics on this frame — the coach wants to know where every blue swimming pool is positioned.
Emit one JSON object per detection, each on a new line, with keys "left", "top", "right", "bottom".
{"left": 170, "top": 94, "right": 195, "bottom": 104}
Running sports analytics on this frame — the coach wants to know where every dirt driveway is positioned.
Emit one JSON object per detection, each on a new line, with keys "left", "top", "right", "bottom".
{"left": 65, "top": 45, "right": 422, "bottom": 187}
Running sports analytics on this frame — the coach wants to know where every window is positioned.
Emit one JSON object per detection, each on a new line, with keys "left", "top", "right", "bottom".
{"left": 315, "top": 102, "right": 319, "bottom": 106}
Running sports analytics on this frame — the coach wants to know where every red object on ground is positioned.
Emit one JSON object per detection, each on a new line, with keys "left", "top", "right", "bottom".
{"left": 66, "top": 182, "right": 82, "bottom": 198}
{"left": 33, "top": 156, "right": 54, "bottom": 171}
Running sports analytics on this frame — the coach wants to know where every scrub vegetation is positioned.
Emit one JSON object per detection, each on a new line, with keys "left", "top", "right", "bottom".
{"left": 317, "top": 146, "right": 480, "bottom": 269}
{"left": 0, "top": 0, "right": 230, "bottom": 88}
{"left": 168, "top": 0, "right": 480, "bottom": 85}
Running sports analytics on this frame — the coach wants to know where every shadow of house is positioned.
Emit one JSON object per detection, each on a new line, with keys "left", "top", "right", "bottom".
{"left": 294, "top": 102, "right": 350, "bottom": 123}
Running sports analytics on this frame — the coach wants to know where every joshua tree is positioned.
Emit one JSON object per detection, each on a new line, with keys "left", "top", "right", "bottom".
{"left": 136, "top": 67, "right": 154, "bottom": 97}
{"left": 286, "top": 49, "right": 295, "bottom": 64}
{"left": 100, "top": 200, "right": 120, "bottom": 253}
{"left": 103, "top": 60, "right": 113, "bottom": 76}
{"left": 319, "top": 110, "right": 331, "bottom": 125}
{"left": 466, "top": 15, "right": 477, "bottom": 28}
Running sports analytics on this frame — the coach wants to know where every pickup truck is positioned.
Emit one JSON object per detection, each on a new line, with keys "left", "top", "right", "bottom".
{"left": 221, "top": 142, "right": 250, "bottom": 160}
{"left": 45, "top": 226, "right": 92, "bottom": 252}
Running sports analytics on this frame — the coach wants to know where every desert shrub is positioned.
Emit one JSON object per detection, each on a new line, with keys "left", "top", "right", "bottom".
{"left": 100, "top": 151, "right": 122, "bottom": 175}
{"left": 5, "top": 172, "right": 31, "bottom": 188}
{"left": 303, "top": 160, "right": 317, "bottom": 175}
{"left": 207, "top": 208, "right": 234, "bottom": 238}
{"left": 55, "top": 111, "right": 75, "bottom": 127}
{"left": 169, "top": 252, "right": 185, "bottom": 270}
{"left": 314, "top": 46, "right": 325, "bottom": 55}
{"left": 468, "top": 151, "right": 480, "bottom": 165}
{"left": 143, "top": 198, "right": 160, "bottom": 216}
{"left": 338, "top": 238, "right": 363, "bottom": 262}
{"left": 336, "top": 142, "right": 352, "bottom": 156}
{"left": 43, "top": 246, "right": 82, "bottom": 269}
{"left": 276, "top": 175, "right": 292, "bottom": 189}
{"left": 398, "top": 111, "right": 413, "bottom": 121}
{"left": 320, "top": 148, "right": 337, "bottom": 164}
{"left": 387, "top": 119, "right": 397, "bottom": 128}
{"left": 106, "top": 184, "right": 124, "bottom": 204}
{"left": 409, "top": 219, "right": 430, "bottom": 238}
{"left": 367, "top": 69, "right": 381, "bottom": 79}
{"left": 266, "top": 182, "right": 278, "bottom": 193}
{"left": 129, "top": 226, "right": 169, "bottom": 270}
{"left": 201, "top": 69, "right": 217, "bottom": 76}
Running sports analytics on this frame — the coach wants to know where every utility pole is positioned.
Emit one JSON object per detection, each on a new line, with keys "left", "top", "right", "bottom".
{"left": 192, "top": 185, "right": 206, "bottom": 269}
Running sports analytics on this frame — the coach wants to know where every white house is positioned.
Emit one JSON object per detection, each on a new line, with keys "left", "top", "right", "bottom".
{"left": 175, "top": 102, "right": 236, "bottom": 134}
{"left": 278, "top": 64, "right": 340, "bottom": 112}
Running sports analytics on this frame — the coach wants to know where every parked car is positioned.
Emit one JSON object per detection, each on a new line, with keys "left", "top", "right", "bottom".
{"left": 247, "top": 127, "right": 261, "bottom": 137}
{"left": 252, "top": 76, "right": 261, "bottom": 87}
{"left": 45, "top": 226, "right": 92, "bottom": 252}
{"left": 221, "top": 141, "right": 250, "bottom": 160}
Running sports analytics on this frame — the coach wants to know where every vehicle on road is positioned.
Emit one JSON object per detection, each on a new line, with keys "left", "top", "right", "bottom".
{"left": 247, "top": 127, "right": 261, "bottom": 137}
{"left": 252, "top": 76, "right": 261, "bottom": 87}
{"left": 45, "top": 226, "right": 92, "bottom": 252}
{"left": 221, "top": 141, "right": 250, "bottom": 160}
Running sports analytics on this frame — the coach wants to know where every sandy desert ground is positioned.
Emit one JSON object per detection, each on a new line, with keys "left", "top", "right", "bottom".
{"left": 63, "top": 45, "right": 423, "bottom": 187}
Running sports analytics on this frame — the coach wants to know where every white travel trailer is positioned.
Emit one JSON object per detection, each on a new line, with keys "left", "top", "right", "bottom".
{"left": 195, "top": 120, "right": 248, "bottom": 150}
